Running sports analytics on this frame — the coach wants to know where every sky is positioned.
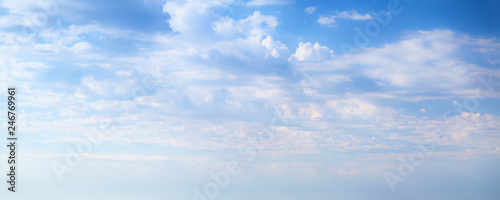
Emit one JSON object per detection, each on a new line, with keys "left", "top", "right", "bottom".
{"left": 0, "top": 0, "right": 500, "bottom": 199}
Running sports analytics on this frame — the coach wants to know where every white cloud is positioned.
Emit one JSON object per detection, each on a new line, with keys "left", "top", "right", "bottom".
{"left": 289, "top": 42, "right": 334, "bottom": 61}
{"left": 0, "top": 0, "right": 67, "bottom": 28}
{"left": 304, "top": 6, "right": 317, "bottom": 14}
{"left": 355, "top": 30, "right": 498, "bottom": 94}
{"left": 487, "top": 58, "right": 500, "bottom": 65}
{"left": 420, "top": 108, "right": 427, "bottom": 113}
{"left": 116, "top": 71, "right": 132, "bottom": 77}
{"left": 209, "top": 12, "right": 286, "bottom": 60}
{"left": 81, "top": 75, "right": 137, "bottom": 97}
{"left": 327, "top": 98, "right": 380, "bottom": 119}
{"left": 163, "top": 0, "right": 233, "bottom": 33}
{"left": 291, "top": 29, "right": 500, "bottom": 98}
{"left": 81, "top": 76, "right": 104, "bottom": 95}
{"left": 211, "top": 16, "right": 237, "bottom": 36}
{"left": 236, "top": 11, "right": 278, "bottom": 38}
{"left": 33, "top": 41, "right": 95, "bottom": 53}
{"left": 0, "top": 15, "right": 24, "bottom": 28}
{"left": 71, "top": 41, "right": 94, "bottom": 53}
{"left": 247, "top": 0, "right": 293, "bottom": 6}
{"left": 33, "top": 43, "right": 64, "bottom": 52}
{"left": 36, "top": 24, "right": 128, "bottom": 46}
{"left": 317, "top": 16, "right": 336, "bottom": 25}
{"left": 0, "top": 57, "right": 49, "bottom": 80}
{"left": 318, "top": 10, "right": 373, "bottom": 25}
{"left": 336, "top": 10, "right": 373, "bottom": 20}
{"left": 161, "top": 0, "right": 287, "bottom": 64}
{"left": 261, "top": 35, "right": 289, "bottom": 58}
{"left": 297, "top": 103, "right": 323, "bottom": 119}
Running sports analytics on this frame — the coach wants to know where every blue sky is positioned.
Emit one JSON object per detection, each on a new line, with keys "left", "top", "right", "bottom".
{"left": 0, "top": 0, "right": 500, "bottom": 199}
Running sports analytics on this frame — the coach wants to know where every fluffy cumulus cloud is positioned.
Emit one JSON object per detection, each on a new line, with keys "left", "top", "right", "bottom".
{"left": 163, "top": 0, "right": 236, "bottom": 33}
{"left": 262, "top": 35, "right": 289, "bottom": 58}
{"left": 211, "top": 16, "right": 238, "bottom": 36}
{"left": 289, "top": 42, "right": 334, "bottom": 61}
{"left": 162, "top": 0, "right": 287, "bottom": 61}
{"left": 210, "top": 10, "right": 279, "bottom": 40}
{"left": 317, "top": 16, "right": 336, "bottom": 26}
{"left": 234, "top": 11, "right": 279, "bottom": 38}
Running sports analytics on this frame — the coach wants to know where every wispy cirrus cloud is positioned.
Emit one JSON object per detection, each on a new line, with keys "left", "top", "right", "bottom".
{"left": 246, "top": 0, "right": 294, "bottom": 6}
{"left": 318, "top": 10, "right": 373, "bottom": 26}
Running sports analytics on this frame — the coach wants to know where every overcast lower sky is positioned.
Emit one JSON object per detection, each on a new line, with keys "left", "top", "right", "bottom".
{"left": 1, "top": 0, "right": 500, "bottom": 199}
